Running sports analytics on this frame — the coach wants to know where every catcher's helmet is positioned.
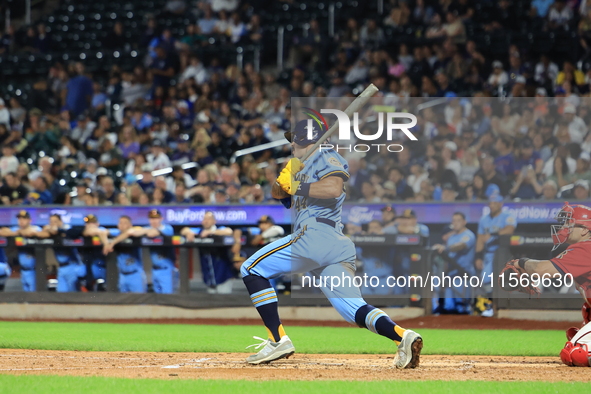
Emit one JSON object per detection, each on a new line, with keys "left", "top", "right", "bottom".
{"left": 284, "top": 119, "right": 327, "bottom": 146}
{"left": 551, "top": 202, "right": 591, "bottom": 250}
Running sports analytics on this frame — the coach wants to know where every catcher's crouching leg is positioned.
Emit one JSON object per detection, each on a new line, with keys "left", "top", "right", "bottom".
{"left": 560, "top": 342, "right": 591, "bottom": 367}
{"left": 565, "top": 303, "right": 591, "bottom": 341}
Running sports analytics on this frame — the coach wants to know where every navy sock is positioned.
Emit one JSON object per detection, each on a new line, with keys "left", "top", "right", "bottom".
{"left": 243, "top": 274, "right": 285, "bottom": 342}
{"left": 354, "top": 304, "right": 404, "bottom": 343}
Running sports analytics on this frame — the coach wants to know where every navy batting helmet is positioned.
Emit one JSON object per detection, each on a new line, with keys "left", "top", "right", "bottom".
{"left": 284, "top": 119, "right": 327, "bottom": 146}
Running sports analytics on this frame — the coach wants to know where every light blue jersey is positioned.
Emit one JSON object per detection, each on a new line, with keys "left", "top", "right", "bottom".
{"left": 144, "top": 224, "right": 176, "bottom": 294}
{"left": 53, "top": 224, "right": 83, "bottom": 266}
{"left": 292, "top": 149, "right": 350, "bottom": 230}
{"left": 242, "top": 149, "right": 368, "bottom": 324}
{"left": 109, "top": 228, "right": 145, "bottom": 293}
{"left": 478, "top": 210, "right": 516, "bottom": 285}
{"left": 395, "top": 223, "right": 430, "bottom": 239}
{"left": 447, "top": 229, "right": 476, "bottom": 276}
{"left": 144, "top": 224, "right": 175, "bottom": 268}
{"left": 11, "top": 225, "right": 42, "bottom": 270}
{"left": 478, "top": 211, "right": 517, "bottom": 254}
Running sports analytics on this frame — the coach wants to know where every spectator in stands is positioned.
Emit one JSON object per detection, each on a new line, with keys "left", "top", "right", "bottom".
{"left": 539, "top": 179, "right": 558, "bottom": 200}
{"left": 98, "top": 139, "right": 123, "bottom": 173}
{"left": 358, "top": 181, "right": 381, "bottom": 203}
{"left": 98, "top": 176, "right": 119, "bottom": 204}
{"left": 556, "top": 60, "right": 585, "bottom": 86}
{"left": 510, "top": 164, "right": 544, "bottom": 199}
{"left": 493, "top": 136, "right": 515, "bottom": 177}
{"left": 63, "top": 63, "right": 93, "bottom": 118}
{"left": 0, "top": 99, "right": 10, "bottom": 128}
{"left": 488, "top": 61, "right": 509, "bottom": 90}
{"left": 562, "top": 104, "right": 587, "bottom": 144}
{"left": 23, "top": 173, "right": 53, "bottom": 205}
{"left": 443, "top": 11, "right": 466, "bottom": 44}
{"left": 69, "top": 113, "right": 96, "bottom": 145}
{"left": 442, "top": 141, "right": 461, "bottom": 178}
{"left": 149, "top": 46, "right": 175, "bottom": 90}
{"left": 147, "top": 139, "right": 171, "bottom": 171}
{"left": 477, "top": 155, "right": 509, "bottom": 196}
{"left": 0, "top": 172, "right": 27, "bottom": 205}
{"left": 535, "top": 54, "right": 559, "bottom": 87}
{"left": 573, "top": 179, "right": 590, "bottom": 199}
{"left": 104, "top": 21, "right": 125, "bottom": 50}
{"left": 564, "top": 152, "right": 591, "bottom": 185}
{"left": 117, "top": 126, "right": 140, "bottom": 160}
{"left": 441, "top": 182, "right": 459, "bottom": 202}
{"left": 137, "top": 164, "right": 155, "bottom": 194}
{"left": 548, "top": 0, "right": 573, "bottom": 30}
{"left": 180, "top": 55, "right": 209, "bottom": 84}
{"left": 228, "top": 12, "right": 246, "bottom": 44}
{"left": 0, "top": 143, "right": 18, "bottom": 178}
{"left": 383, "top": 167, "right": 414, "bottom": 201}
{"left": 198, "top": 7, "right": 218, "bottom": 35}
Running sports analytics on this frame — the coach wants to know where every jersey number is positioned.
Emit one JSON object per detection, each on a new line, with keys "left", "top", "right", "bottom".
{"left": 294, "top": 197, "right": 308, "bottom": 212}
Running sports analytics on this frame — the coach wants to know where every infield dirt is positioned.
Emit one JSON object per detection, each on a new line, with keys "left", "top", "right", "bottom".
{"left": 0, "top": 349, "right": 587, "bottom": 382}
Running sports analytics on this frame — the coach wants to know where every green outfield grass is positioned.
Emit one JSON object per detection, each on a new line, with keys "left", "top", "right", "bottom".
{"left": 0, "top": 375, "right": 586, "bottom": 394}
{"left": 0, "top": 321, "right": 565, "bottom": 356}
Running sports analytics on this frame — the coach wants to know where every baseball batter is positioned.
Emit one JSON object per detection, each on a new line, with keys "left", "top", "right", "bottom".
{"left": 500, "top": 202, "right": 591, "bottom": 367}
{"left": 240, "top": 120, "right": 423, "bottom": 367}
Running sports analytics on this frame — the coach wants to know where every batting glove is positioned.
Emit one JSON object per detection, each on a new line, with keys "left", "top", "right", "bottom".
{"left": 276, "top": 168, "right": 300, "bottom": 195}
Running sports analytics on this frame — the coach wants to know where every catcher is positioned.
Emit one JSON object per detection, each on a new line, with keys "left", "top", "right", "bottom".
{"left": 499, "top": 202, "right": 591, "bottom": 367}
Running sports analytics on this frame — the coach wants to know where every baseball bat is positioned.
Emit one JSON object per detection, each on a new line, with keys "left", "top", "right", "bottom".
{"left": 300, "top": 83, "right": 380, "bottom": 162}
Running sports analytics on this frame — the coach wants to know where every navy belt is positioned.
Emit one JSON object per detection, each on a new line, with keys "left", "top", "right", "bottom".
{"left": 59, "top": 262, "right": 70, "bottom": 267}
{"left": 152, "top": 266, "right": 168, "bottom": 270}
{"left": 316, "top": 218, "right": 336, "bottom": 228}
{"left": 20, "top": 267, "right": 35, "bottom": 271}
{"left": 121, "top": 270, "right": 138, "bottom": 275}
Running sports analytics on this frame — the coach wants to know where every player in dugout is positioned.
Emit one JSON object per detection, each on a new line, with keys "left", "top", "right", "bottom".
{"left": 239, "top": 119, "right": 422, "bottom": 368}
{"left": 180, "top": 211, "right": 234, "bottom": 294}
{"left": 81, "top": 214, "right": 111, "bottom": 291}
{"left": 42, "top": 214, "right": 87, "bottom": 292}
{"left": 0, "top": 211, "right": 42, "bottom": 291}
{"left": 499, "top": 202, "right": 591, "bottom": 367}
{"left": 107, "top": 210, "right": 176, "bottom": 294}
{"left": 103, "top": 215, "right": 147, "bottom": 293}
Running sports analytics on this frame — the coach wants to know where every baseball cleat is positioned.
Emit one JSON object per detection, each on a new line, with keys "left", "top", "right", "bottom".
{"left": 246, "top": 335, "right": 295, "bottom": 365}
{"left": 394, "top": 329, "right": 423, "bottom": 369}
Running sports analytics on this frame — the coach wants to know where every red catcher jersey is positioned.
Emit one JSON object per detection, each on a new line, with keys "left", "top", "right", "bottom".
{"left": 551, "top": 239, "right": 591, "bottom": 305}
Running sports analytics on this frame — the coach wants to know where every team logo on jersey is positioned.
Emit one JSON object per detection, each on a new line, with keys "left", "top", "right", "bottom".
{"left": 556, "top": 248, "right": 574, "bottom": 259}
{"left": 328, "top": 157, "right": 343, "bottom": 167}
{"left": 92, "top": 236, "right": 101, "bottom": 246}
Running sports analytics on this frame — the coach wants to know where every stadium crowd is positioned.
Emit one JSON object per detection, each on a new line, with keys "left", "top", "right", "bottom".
{"left": 0, "top": 0, "right": 590, "bottom": 206}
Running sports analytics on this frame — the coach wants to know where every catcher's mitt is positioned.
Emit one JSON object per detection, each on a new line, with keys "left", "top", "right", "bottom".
{"left": 498, "top": 258, "right": 541, "bottom": 296}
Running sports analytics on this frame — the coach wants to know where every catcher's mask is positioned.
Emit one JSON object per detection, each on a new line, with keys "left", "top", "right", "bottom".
{"left": 551, "top": 202, "right": 591, "bottom": 250}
